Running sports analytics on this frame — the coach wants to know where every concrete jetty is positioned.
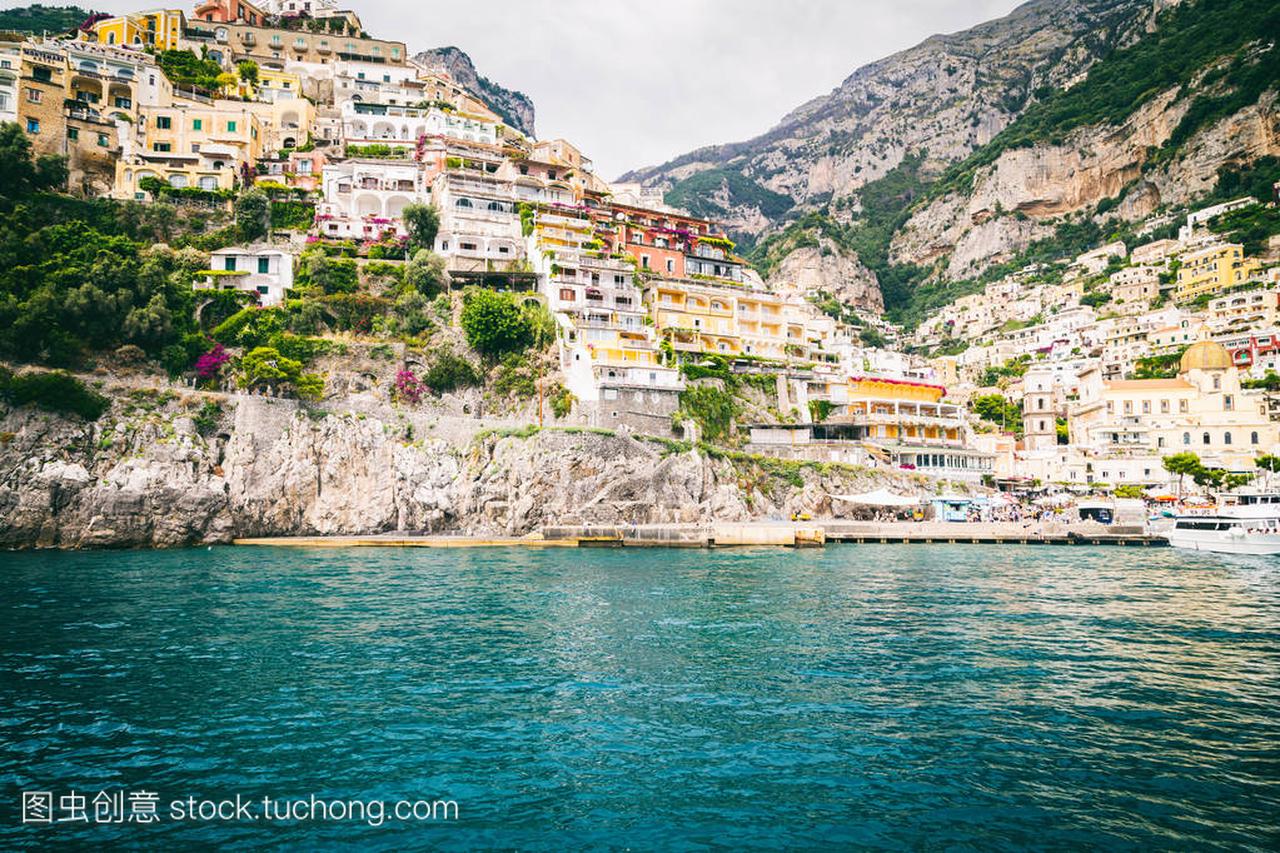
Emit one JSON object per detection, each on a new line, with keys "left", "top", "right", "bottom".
{"left": 235, "top": 521, "right": 1167, "bottom": 549}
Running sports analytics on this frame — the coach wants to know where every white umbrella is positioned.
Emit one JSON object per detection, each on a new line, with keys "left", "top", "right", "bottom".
{"left": 830, "top": 489, "right": 922, "bottom": 508}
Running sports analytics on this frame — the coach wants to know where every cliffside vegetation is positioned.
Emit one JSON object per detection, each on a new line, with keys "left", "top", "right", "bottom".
{"left": 0, "top": 4, "right": 93, "bottom": 34}
{"left": 645, "top": 0, "right": 1277, "bottom": 329}
{"left": 932, "top": 0, "right": 1280, "bottom": 199}
{"left": 665, "top": 168, "right": 794, "bottom": 224}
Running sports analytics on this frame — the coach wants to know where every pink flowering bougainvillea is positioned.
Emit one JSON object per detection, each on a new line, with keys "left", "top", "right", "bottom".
{"left": 395, "top": 369, "right": 424, "bottom": 405}
{"left": 195, "top": 344, "right": 231, "bottom": 381}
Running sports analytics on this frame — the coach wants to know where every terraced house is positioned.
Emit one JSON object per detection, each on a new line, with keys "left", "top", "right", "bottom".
{"left": 16, "top": 41, "right": 146, "bottom": 195}
{"left": 1175, "top": 243, "right": 1262, "bottom": 302}
{"left": 79, "top": 8, "right": 187, "bottom": 51}
{"left": 216, "top": 20, "right": 405, "bottom": 67}
{"left": 116, "top": 100, "right": 265, "bottom": 197}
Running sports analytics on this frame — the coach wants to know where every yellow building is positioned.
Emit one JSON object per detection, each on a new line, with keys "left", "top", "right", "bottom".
{"left": 841, "top": 376, "right": 966, "bottom": 449}
{"left": 239, "top": 96, "right": 314, "bottom": 152}
{"left": 81, "top": 9, "right": 187, "bottom": 52}
{"left": 1175, "top": 243, "right": 1261, "bottom": 302}
{"left": 652, "top": 280, "right": 806, "bottom": 361}
{"left": 115, "top": 100, "right": 264, "bottom": 197}
{"left": 236, "top": 67, "right": 303, "bottom": 104}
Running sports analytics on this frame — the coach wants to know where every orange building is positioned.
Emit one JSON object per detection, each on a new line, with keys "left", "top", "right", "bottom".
{"left": 192, "top": 0, "right": 267, "bottom": 25}
{"left": 593, "top": 202, "right": 745, "bottom": 282}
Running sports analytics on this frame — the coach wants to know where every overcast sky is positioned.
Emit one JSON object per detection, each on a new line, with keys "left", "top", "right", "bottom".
{"left": 7, "top": 0, "right": 1024, "bottom": 177}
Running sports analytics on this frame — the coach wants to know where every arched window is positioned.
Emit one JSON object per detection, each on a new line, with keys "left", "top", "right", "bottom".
{"left": 455, "top": 198, "right": 472, "bottom": 208}
{"left": 1203, "top": 432, "right": 1211, "bottom": 445}
{"left": 1224, "top": 432, "right": 1233, "bottom": 445}
{"left": 1183, "top": 432, "right": 1191, "bottom": 446}
{"left": 1252, "top": 431, "right": 1260, "bottom": 445}
{"left": 487, "top": 201, "right": 503, "bottom": 211}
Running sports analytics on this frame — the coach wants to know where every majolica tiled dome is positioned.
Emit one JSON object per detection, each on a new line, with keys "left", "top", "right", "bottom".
{"left": 1180, "top": 339, "right": 1232, "bottom": 372}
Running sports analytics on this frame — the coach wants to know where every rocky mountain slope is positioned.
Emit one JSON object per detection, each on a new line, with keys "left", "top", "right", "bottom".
{"left": 623, "top": 0, "right": 1279, "bottom": 326}
{"left": 414, "top": 46, "right": 536, "bottom": 137}
{"left": 622, "top": 0, "right": 1160, "bottom": 234}
{"left": 0, "top": 379, "right": 924, "bottom": 549}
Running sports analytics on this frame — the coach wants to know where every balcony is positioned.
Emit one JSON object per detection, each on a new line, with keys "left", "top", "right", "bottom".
{"left": 842, "top": 412, "right": 964, "bottom": 431}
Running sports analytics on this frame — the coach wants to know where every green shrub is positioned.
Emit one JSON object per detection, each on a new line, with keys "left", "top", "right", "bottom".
{"left": 270, "top": 200, "right": 314, "bottom": 231}
{"left": 0, "top": 369, "right": 110, "bottom": 420}
{"left": 193, "top": 400, "right": 223, "bottom": 436}
{"left": 460, "top": 289, "right": 534, "bottom": 358}
{"left": 676, "top": 384, "right": 741, "bottom": 443}
{"left": 550, "top": 385, "right": 575, "bottom": 419}
{"left": 490, "top": 353, "right": 538, "bottom": 399}
{"left": 422, "top": 350, "right": 481, "bottom": 394}
{"left": 808, "top": 400, "right": 834, "bottom": 423}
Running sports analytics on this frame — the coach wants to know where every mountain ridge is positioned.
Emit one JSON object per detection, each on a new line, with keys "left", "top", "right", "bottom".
{"left": 413, "top": 46, "right": 536, "bottom": 137}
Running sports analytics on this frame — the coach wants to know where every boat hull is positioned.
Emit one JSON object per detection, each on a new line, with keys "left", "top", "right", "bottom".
{"left": 1168, "top": 529, "right": 1280, "bottom": 555}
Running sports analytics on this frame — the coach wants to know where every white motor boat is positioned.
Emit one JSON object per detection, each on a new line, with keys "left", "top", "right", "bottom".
{"left": 1169, "top": 493, "right": 1280, "bottom": 554}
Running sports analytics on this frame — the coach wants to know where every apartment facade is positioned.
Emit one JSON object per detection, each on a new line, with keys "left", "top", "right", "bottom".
{"left": 317, "top": 158, "right": 426, "bottom": 239}
{"left": 116, "top": 99, "right": 265, "bottom": 196}
{"left": 80, "top": 9, "right": 186, "bottom": 51}
{"left": 1175, "top": 243, "right": 1261, "bottom": 302}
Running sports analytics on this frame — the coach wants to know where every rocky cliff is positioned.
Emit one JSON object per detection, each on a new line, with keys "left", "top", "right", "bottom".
{"left": 764, "top": 238, "right": 883, "bottom": 314}
{"left": 0, "top": 384, "right": 924, "bottom": 550}
{"left": 892, "top": 68, "right": 1279, "bottom": 279}
{"left": 414, "top": 46, "right": 536, "bottom": 137}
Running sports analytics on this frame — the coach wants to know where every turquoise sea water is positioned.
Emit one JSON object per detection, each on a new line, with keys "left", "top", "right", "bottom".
{"left": 1, "top": 545, "right": 1278, "bottom": 849}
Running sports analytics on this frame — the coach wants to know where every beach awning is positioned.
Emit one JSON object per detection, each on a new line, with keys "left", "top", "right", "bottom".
{"left": 831, "top": 489, "right": 922, "bottom": 508}
{"left": 1035, "top": 494, "right": 1074, "bottom": 506}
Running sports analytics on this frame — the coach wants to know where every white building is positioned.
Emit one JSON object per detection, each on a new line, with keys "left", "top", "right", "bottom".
{"left": 342, "top": 101, "right": 499, "bottom": 147}
{"left": 0, "top": 44, "right": 17, "bottom": 124}
{"left": 317, "top": 159, "right": 427, "bottom": 240}
{"left": 1180, "top": 197, "right": 1257, "bottom": 242}
{"left": 198, "top": 245, "right": 294, "bottom": 306}
{"left": 431, "top": 170, "right": 522, "bottom": 271}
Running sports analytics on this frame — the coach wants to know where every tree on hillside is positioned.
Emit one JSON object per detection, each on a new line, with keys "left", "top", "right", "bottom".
{"left": 1255, "top": 454, "right": 1280, "bottom": 491}
{"left": 238, "top": 346, "right": 324, "bottom": 400}
{"left": 403, "top": 249, "right": 449, "bottom": 297}
{"left": 0, "top": 121, "right": 67, "bottom": 198}
{"left": 235, "top": 188, "right": 270, "bottom": 241}
{"left": 460, "top": 289, "right": 533, "bottom": 359}
{"left": 236, "top": 60, "right": 259, "bottom": 87}
{"left": 402, "top": 203, "right": 439, "bottom": 254}
{"left": 971, "top": 393, "right": 1022, "bottom": 434}
{"left": 1162, "top": 452, "right": 1202, "bottom": 498}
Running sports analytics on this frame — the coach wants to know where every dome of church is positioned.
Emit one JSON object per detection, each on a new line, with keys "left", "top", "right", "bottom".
{"left": 1180, "top": 339, "right": 1233, "bottom": 372}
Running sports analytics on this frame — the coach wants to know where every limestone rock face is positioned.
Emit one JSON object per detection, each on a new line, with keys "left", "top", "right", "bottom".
{"left": 766, "top": 242, "right": 884, "bottom": 313}
{"left": 0, "top": 390, "right": 927, "bottom": 550}
{"left": 412, "top": 47, "right": 535, "bottom": 137}
{"left": 891, "top": 88, "right": 1280, "bottom": 278}
{"left": 0, "top": 407, "right": 232, "bottom": 549}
